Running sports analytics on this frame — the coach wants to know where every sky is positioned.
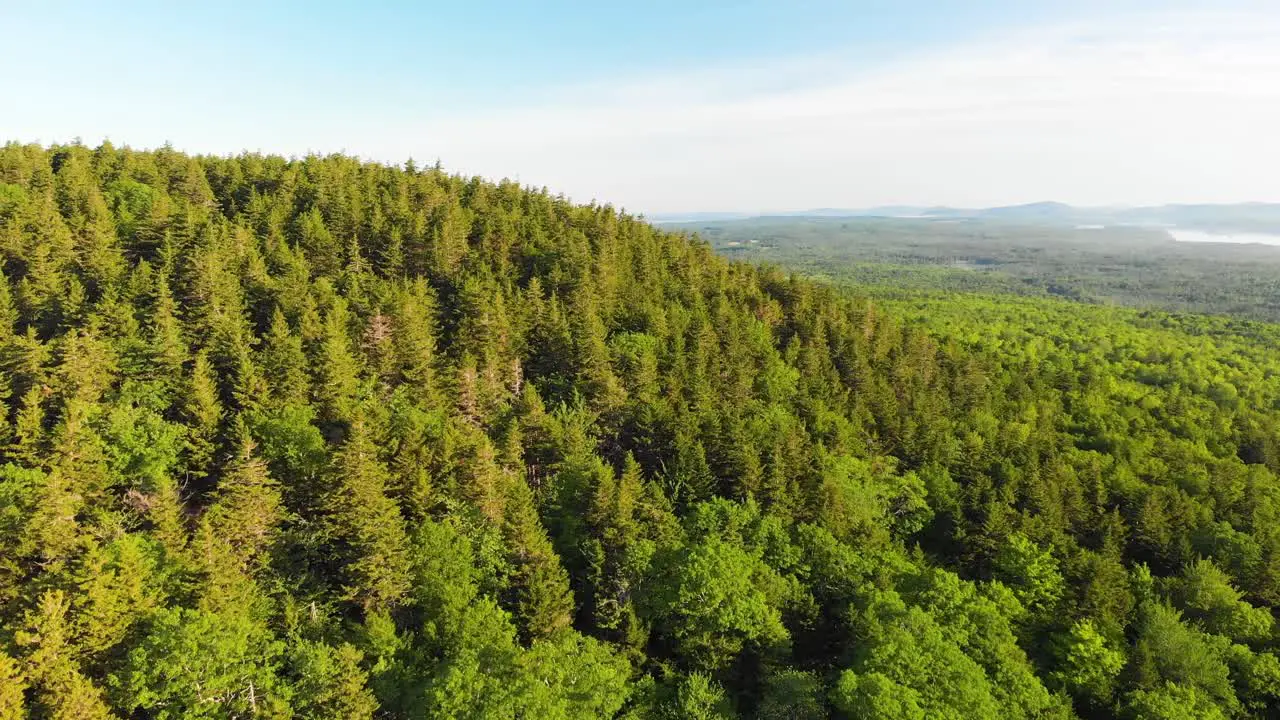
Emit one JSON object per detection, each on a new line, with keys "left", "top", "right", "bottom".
{"left": 3, "top": 0, "right": 1280, "bottom": 214}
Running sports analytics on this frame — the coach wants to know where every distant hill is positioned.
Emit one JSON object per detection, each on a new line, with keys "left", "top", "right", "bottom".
{"left": 656, "top": 202, "right": 1280, "bottom": 233}
{"left": 974, "top": 201, "right": 1077, "bottom": 220}
{"left": 1128, "top": 203, "right": 1280, "bottom": 232}
{"left": 643, "top": 210, "right": 755, "bottom": 223}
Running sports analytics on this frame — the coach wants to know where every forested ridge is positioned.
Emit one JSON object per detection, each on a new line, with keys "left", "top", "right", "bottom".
{"left": 2, "top": 142, "right": 1280, "bottom": 719}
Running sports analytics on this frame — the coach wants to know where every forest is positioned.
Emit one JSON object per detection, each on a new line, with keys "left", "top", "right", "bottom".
{"left": 3, "top": 141, "right": 1280, "bottom": 719}
{"left": 678, "top": 216, "right": 1280, "bottom": 322}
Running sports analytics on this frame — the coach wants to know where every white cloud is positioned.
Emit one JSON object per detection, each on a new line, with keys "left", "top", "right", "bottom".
{"left": 405, "top": 8, "right": 1280, "bottom": 213}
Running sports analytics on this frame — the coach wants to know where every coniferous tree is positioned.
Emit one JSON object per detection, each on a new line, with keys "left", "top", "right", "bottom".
{"left": 0, "top": 648, "right": 26, "bottom": 720}
{"left": 15, "top": 591, "right": 115, "bottom": 720}
{"left": 204, "top": 420, "right": 284, "bottom": 569}
{"left": 181, "top": 350, "right": 222, "bottom": 480}
{"left": 258, "top": 307, "right": 311, "bottom": 406}
{"left": 324, "top": 415, "right": 410, "bottom": 612}
{"left": 314, "top": 299, "right": 361, "bottom": 429}
{"left": 8, "top": 386, "right": 46, "bottom": 468}
{"left": 502, "top": 475, "right": 574, "bottom": 641}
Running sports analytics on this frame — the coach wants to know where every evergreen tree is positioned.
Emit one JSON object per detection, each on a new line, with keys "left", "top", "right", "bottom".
{"left": 15, "top": 591, "right": 115, "bottom": 720}
{"left": 0, "top": 649, "right": 28, "bottom": 720}
{"left": 502, "top": 475, "right": 574, "bottom": 641}
{"left": 258, "top": 307, "right": 311, "bottom": 406}
{"left": 203, "top": 421, "right": 284, "bottom": 568}
{"left": 314, "top": 299, "right": 361, "bottom": 428}
{"left": 181, "top": 350, "right": 222, "bottom": 480}
{"left": 324, "top": 415, "right": 410, "bottom": 611}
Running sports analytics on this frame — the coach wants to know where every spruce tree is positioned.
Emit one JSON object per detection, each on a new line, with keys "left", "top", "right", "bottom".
{"left": 258, "top": 307, "right": 310, "bottom": 406}
{"left": 15, "top": 591, "right": 114, "bottom": 720}
{"left": 314, "top": 299, "right": 361, "bottom": 428}
{"left": 0, "top": 648, "right": 26, "bottom": 720}
{"left": 502, "top": 475, "right": 573, "bottom": 641}
{"left": 324, "top": 415, "right": 410, "bottom": 612}
{"left": 204, "top": 420, "right": 284, "bottom": 568}
{"left": 181, "top": 350, "right": 222, "bottom": 481}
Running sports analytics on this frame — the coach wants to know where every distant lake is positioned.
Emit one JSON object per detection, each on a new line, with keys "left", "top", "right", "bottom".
{"left": 1169, "top": 229, "right": 1280, "bottom": 246}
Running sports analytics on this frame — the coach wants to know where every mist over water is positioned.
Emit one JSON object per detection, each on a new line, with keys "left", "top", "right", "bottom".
{"left": 1169, "top": 229, "right": 1280, "bottom": 246}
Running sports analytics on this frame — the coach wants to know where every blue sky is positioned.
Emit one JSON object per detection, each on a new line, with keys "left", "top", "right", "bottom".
{"left": 4, "top": 0, "right": 1278, "bottom": 213}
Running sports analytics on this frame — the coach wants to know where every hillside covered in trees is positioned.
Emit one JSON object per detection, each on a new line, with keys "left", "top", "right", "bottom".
{"left": 3, "top": 142, "right": 1280, "bottom": 719}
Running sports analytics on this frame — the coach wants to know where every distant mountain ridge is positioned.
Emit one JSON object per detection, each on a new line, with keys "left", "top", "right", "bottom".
{"left": 652, "top": 202, "right": 1280, "bottom": 233}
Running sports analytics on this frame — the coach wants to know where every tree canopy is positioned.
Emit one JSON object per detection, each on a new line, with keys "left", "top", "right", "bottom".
{"left": 1, "top": 141, "right": 1280, "bottom": 717}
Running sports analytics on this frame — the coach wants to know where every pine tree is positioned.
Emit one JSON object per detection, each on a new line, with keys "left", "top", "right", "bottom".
{"left": 0, "top": 278, "right": 18, "bottom": 342}
{"left": 314, "top": 299, "right": 361, "bottom": 428}
{"left": 0, "top": 328, "right": 52, "bottom": 412}
{"left": 428, "top": 197, "right": 471, "bottom": 279}
{"left": 451, "top": 427, "right": 508, "bottom": 524}
{"left": 228, "top": 335, "right": 270, "bottom": 413}
{"left": 569, "top": 283, "right": 624, "bottom": 411}
{"left": 204, "top": 420, "right": 284, "bottom": 568}
{"left": 8, "top": 386, "right": 46, "bottom": 468}
{"left": 287, "top": 641, "right": 377, "bottom": 720}
{"left": 258, "top": 307, "right": 310, "bottom": 406}
{"left": 52, "top": 329, "right": 116, "bottom": 409}
{"left": 71, "top": 535, "right": 160, "bottom": 658}
{"left": 324, "top": 415, "right": 410, "bottom": 612}
{"left": 181, "top": 350, "right": 222, "bottom": 481}
{"left": 292, "top": 206, "right": 341, "bottom": 276}
{"left": 15, "top": 591, "right": 115, "bottom": 720}
{"left": 586, "top": 453, "right": 648, "bottom": 647}
{"left": 0, "top": 649, "right": 27, "bottom": 720}
{"left": 389, "top": 279, "right": 439, "bottom": 397}
{"left": 379, "top": 226, "right": 406, "bottom": 278}
{"left": 39, "top": 398, "right": 110, "bottom": 560}
{"left": 502, "top": 475, "right": 573, "bottom": 641}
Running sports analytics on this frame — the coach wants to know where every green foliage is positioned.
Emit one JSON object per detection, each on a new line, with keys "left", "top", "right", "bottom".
{"left": 1126, "top": 682, "right": 1231, "bottom": 720}
{"left": 0, "top": 649, "right": 26, "bottom": 720}
{"left": 816, "top": 453, "right": 932, "bottom": 543}
{"left": 15, "top": 591, "right": 114, "bottom": 720}
{"left": 757, "top": 668, "right": 825, "bottom": 720}
{"left": 831, "top": 670, "right": 926, "bottom": 720}
{"left": 323, "top": 416, "right": 411, "bottom": 611}
{"left": 285, "top": 640, "right": 377, "bottom": 720}
{"left": 655, "top": 673, "right": 737, "bottom": 720}
{"left": 71, "top": 534, "right": 164, "bottom": 658}
{"left": 1129, "top": 602, "right": 1238, "bottom": 715}
{"left": 1169, "top": 558, "right": 1273, "bottom": 644}
{"left": 838, "top": 579, "right": 1064, "bottom": 720}
{"left": 408, "top": 596, "right": 631, "bottom": 719}
{"left": 1051, "top": 619, "right": 1126, "bottom": 705}
{"left": 4, "top": 141, "right": 1280, "bottom": 717}
{"left": 111, "top": 606, "right": 290, "bottom": 718}
{"left": 994, "top": 533, "right": 1065, "bottom": 616}
{"left": 640, "top": 534, "right": 789, "bottom": 670}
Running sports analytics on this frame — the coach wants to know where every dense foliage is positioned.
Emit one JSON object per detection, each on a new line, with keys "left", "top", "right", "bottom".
{"left": 2, "top": 142, "right": 1280, "bottom": 718}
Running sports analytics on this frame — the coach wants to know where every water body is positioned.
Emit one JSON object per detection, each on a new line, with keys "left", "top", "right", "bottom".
{"left": 1169, "top": 229, "right": 1280, "bottom": 246}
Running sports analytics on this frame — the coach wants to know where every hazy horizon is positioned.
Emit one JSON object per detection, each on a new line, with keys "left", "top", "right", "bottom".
{"left": 7, "top": 0, "right": 1280, "bottom": 214}
{"left": 648, "top": 200, "right": 1280, "bottom": 220}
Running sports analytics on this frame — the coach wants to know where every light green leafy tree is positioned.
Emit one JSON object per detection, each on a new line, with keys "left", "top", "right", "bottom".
{"left": 640, "top": 535, "right": 789, "bottom": 670}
